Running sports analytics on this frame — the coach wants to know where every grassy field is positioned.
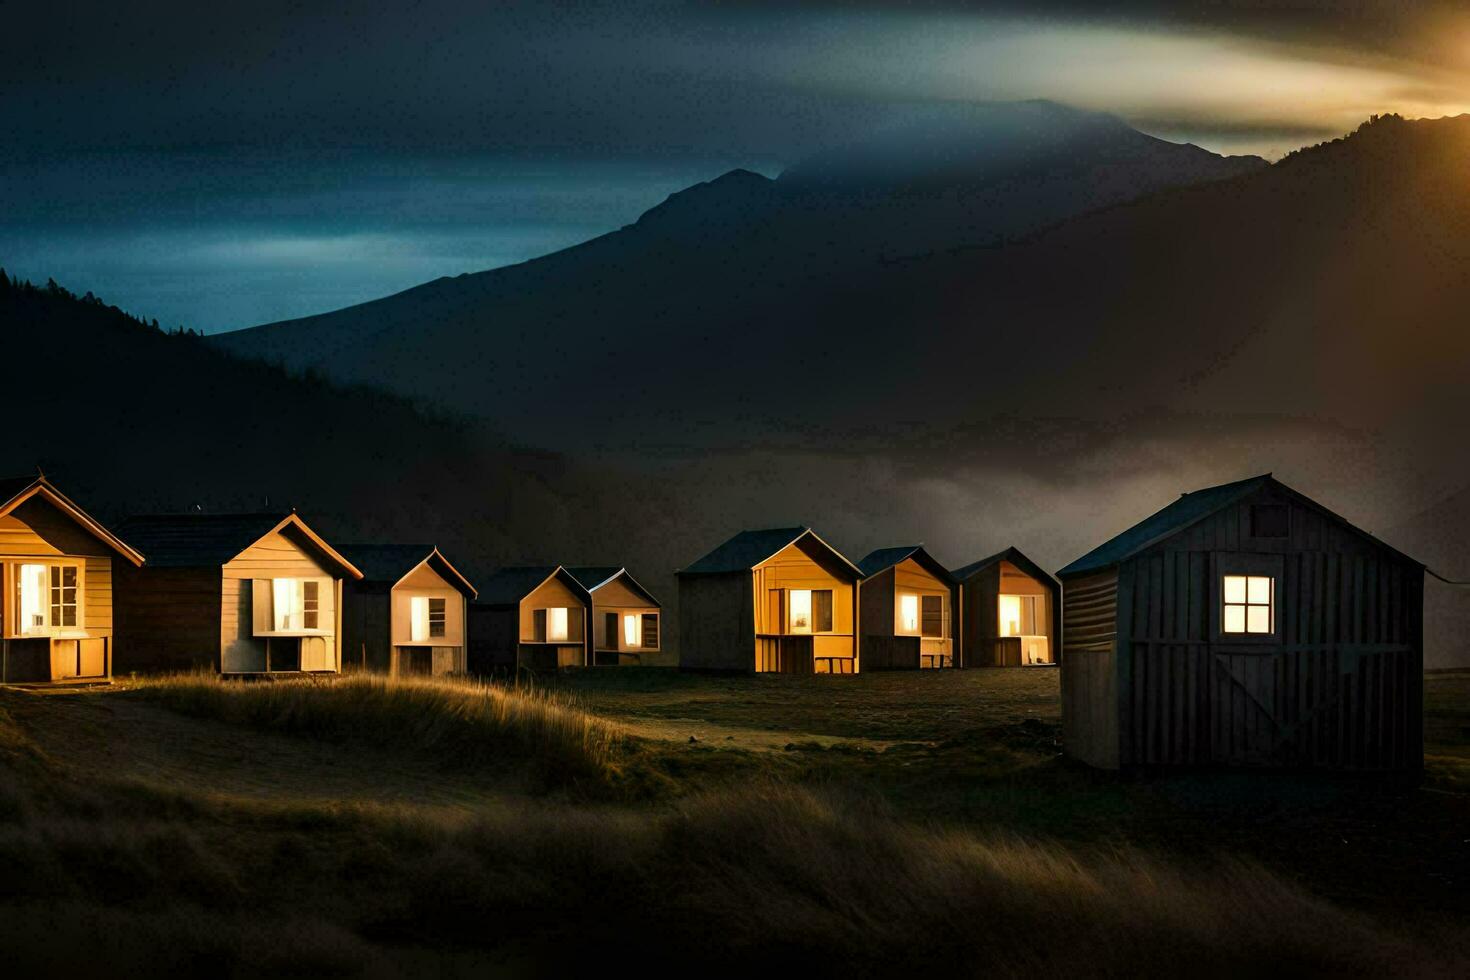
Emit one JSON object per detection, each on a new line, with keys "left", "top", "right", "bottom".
{"left": 1, "top": 668, "right": 1467, "bottom": 976}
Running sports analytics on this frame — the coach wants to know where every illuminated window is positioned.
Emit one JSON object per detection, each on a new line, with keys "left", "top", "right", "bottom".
{"left": 15, "top": 562, "right": 81, "bottom": 635}
{"left": 271, "top": 578, "right": 321, "bottom": 632}
{"left": 1223, "top": 575, "right": 1273, "bottom": 634}
{"left": 411, "top": 596, "right": 445, "bottom": 642}
{"left": 623, "top": 613, "right": 640, "bottom": 648}
{"left": 899, "top": 594, "right": 919, "bottom": 633}
{"left": 789, "top": 589, "right": 812, "bottom": 633}
{"left": 546, "top": 607, "right": 569, "bottom": 642}
{"left": 999, "top": 594, "right": 1021, "bottom": 636}
{"left": 18, "top": 563, "right": 48, "bottom": 633}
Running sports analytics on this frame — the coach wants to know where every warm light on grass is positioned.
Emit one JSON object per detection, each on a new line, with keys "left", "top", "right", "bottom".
{"left": 121, "top": 671, "right": 622, "bottom": 786}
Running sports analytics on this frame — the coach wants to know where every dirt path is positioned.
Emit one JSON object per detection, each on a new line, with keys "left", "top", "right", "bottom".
{"left": 3, "top": 687, "right": 522, "bottom": 812}
{"left": 608, "top": 713, "right": 908, "bottom": 751}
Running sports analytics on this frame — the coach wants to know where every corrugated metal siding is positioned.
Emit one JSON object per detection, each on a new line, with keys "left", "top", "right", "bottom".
{"left": 1060, "top": 569, "right": 1120, "bottom": 767}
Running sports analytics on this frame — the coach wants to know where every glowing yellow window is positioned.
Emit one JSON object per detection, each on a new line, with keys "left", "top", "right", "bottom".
{"left": 1223, "top": 575, "right": 1273, "bottom": 634}
{"left": 899, "top": 594, "right": 919, "bottom": 633}
{"left": 546, "top": 607, "right": 569, "bottom": 642}
{"left": 789, "top": 589, "right": 812, "bottom": 633}
{"left": 623, "top": 613, "right": 640, "bottom": 648}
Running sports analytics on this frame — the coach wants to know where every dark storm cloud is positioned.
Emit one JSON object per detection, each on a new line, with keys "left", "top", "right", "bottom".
{"left": 7, "top": 1, "right": 1467, "bottom": 163}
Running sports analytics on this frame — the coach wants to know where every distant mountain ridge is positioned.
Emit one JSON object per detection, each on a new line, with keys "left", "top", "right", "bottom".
{"left": 210, "top": 101, "right": 1270, "bottom": 447}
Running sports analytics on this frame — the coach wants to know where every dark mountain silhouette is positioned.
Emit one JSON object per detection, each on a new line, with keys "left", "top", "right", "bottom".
{"left": 0, "top": 273, "right": 687, "bottom": 581}
{"left": 209, "top": 102, "right": 1267, "bottom": 449}
{"left": 202, "top": 108, "right": 1470, "bottom": 665}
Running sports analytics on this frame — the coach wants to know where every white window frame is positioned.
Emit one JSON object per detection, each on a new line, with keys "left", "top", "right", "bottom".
{"left": 10, "top": 560, "right": 85, "bottom": 638}
{"left": 1211, "top": 553, "right": 1284, "bottom": 644}
{"left": 255, "top": 577, "right": 330, "bottom": 637}
{"left": 1222, "top": 575, "right": 1274, "bottom": 635}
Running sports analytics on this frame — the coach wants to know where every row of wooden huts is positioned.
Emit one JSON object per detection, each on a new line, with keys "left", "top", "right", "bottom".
{"left": 0, "top": 471, "right": 1425, "bottom": 771}
{"left": 676, "top": 528, "right": 1059, "bottom": 673}
{"left": 0, "top": 477, "right": 667, "bottom": 682}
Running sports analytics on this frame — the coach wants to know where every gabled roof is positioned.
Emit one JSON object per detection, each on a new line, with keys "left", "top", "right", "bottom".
{"left": 678, "top": 527, "right": 862, "bottom": 579}
{"left": 117, "top": 512, "right": 362, "bottom": 579}
{"left": 858, "top": 545, "right": 955, "bottom": 583}
{"left": 1056, "top": 474, "right": 1420, "bottom": 578}
{"left": 474, "top": 565, "right": 589, "bottom": 606}
{"left": 567, "top": 566, "right": 661, "bottom": 606}
{"left": 565, "top": 566, "right": 622, "bottom": 590}
{"left": 338, "top": 543, "right": 477, "bottom": 598}
{"left": 951, "top": 546, "right": 1059, "bottom": 589}
{"left": 0, "top": 474, "right": 144, "bottom": 566}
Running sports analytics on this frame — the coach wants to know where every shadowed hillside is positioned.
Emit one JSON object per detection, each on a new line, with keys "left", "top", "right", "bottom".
{"left": 210, "top": 102, "right": 1267, "bottom": 450}
{"left": 0, "top": 273, "right": 691, "bottom": 581}
{"left": 201, "top": 110, "right": 1470, "bottom": 666}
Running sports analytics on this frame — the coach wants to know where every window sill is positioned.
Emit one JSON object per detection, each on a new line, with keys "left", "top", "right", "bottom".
{"left": 254, "top": 630, "right": 333, "bottom": 638}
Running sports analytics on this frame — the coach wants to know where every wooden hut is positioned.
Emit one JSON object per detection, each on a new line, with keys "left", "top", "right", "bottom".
{"left": 1057, "top": 474, "right": 1423, "bottom": 772}
{"left": 114, "top": 513, "right": 363, "bottom": 675}
{"left": 951, "top": 547, "right": 1060, "bottom": 668}
{"left": 856, "top": 546, "right": 957, "bottom": 669}
{"left": 567, "top": 567, "right": 663, "bottom": 666}
{"left": 678, "top": 527, "right": 862, "bottom": 674}
{"left": 0, "top": 474, "right": 143, "bottom": 685}
{"left": 466, "top": 566, "right": 590, "bottom": 673}
{"left": 339, "top": 545, "right": 477, "bottom": 676}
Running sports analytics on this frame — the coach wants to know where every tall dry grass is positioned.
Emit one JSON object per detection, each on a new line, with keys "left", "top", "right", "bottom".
{"left": 124, "top": 671, "right": 622, "bottom": 787}
{"left": 0, "top": 765, "right": 1461, "bottom": 978}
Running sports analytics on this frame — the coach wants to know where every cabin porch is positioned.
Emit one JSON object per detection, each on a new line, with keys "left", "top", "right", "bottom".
{"left": 0, "top": 636, "right": 109, "bottom": 684}
{"left": 392, "top": 644, "right": 465, "bottom": 676}
{"left": 754, "top": 634, "right": 856, "bottom": 674}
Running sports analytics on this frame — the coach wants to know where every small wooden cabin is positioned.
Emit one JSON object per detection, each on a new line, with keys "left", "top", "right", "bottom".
{"left": 115, "top": 513, "right": 363, "bottom": 675}
{"left": 0, "top": 474, "right": 143, "bottom": 685}
{"left": 339, "top": 545, "right": 477, "bottom": 676}
{"left": 678, "top": 527, "right": 862, "bottom": 674}
{"left": 466, "top": 566, "right": 590, "bottom": 673}
{"left": 1057, "top": 474, "right": 1423, "bottom": 772}
{"left": 856, "top": 546, "right": 957, "bottom": 669}
{"left": 951, "top": 547, "right": 1060, "bottom": 668}
{"left": 567, "top": 567, "right": 662, "bottom": 666}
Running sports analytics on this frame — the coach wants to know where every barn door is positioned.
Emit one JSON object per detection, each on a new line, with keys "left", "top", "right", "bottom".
{"left": 1210, "top": 653, "right": 1285, "bottom": 765}
{"left": 1209, "top": 649, "right": 1410, "bottom": 768}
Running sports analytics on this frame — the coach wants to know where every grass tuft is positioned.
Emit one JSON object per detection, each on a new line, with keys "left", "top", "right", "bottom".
{"left": 123, "top": 672, "right": 622, "bottom": 789}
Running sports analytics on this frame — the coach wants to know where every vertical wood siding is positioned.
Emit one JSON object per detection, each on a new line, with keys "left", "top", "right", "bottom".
{"left": 1111, "top": 489, "right": 1423, "bottom": 770}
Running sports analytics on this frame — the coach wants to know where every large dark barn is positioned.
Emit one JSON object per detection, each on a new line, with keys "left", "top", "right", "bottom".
{"left": 1058, "top": 475, "right": 1423, "bottom": 771}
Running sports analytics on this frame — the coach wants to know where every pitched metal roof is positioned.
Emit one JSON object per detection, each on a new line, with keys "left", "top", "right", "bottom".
{"left": 565, "top": 566, "right": 622, "bottom": 590}
{"left": 679, "top": 527, "right": 862, "bottom": 578}
{"left": 951, "top": 546, "right": 1060, "bottom": 589}
{"left": 474, "top": 565, "right": 588, "bottom": 606}
{"left": 567, "top": 566, "right": 662, "bottom": 605}
{"left": 949, "top": 548, "right": 1011, "bottom": 582}
{"left": 857, "top": 546, "right": 923, "bottom": 578}
{"left": 0, "top": 473, "right": 144, "bottom": 566}
{"left": 338, "top": 543, "right": 477, "bottom": 598}
{"left": 857, "top": 545, "right": 955, "bottom": 583}
{"left": 1055, "top": 473, "right": 1421, "bottom": 577}
{"left": 1057, "top": 475, "right": 1272, "bottom": 577}
{"left": 118, "top": 513, "right": 292, "bottom": 567}
{"left": 117, "top": 512, "right": 362, "bottom": 578}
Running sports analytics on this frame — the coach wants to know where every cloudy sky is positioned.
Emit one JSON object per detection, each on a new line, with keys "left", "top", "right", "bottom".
{"left": 5, "top": 0, "right": 1469, "bottom": 330}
